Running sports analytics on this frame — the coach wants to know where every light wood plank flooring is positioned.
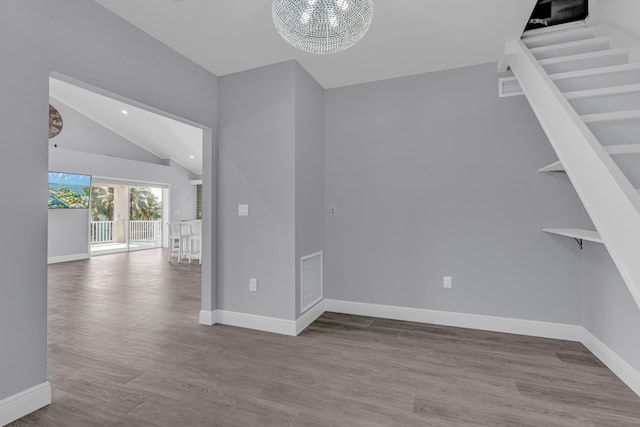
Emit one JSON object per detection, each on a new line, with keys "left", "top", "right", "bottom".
{"left": 10, "top": 249, "right": 640, "bottom": 426}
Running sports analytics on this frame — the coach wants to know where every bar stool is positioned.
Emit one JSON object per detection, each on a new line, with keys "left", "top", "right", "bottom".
{"left": 179, "top": 222, "right": 191, "bottom": 262}
{"left": 168, "top": 222, "right": 181, "bottom": 263}
{"left": 189, "top": 220, "right": 202, "bottom": 264}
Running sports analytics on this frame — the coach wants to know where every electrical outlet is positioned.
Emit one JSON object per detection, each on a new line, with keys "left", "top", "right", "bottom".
{"left": 444, "top": 276, "right": 452, "bottom": 289}
{"left": 249, "top": 278, "right": 258, "bottom": 292}
{"left": 330, "top": 206, "right": 337, "bottom": 216}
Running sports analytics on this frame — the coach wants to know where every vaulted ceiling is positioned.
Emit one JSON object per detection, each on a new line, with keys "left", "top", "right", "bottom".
{"left": 95, "top": 0, "right": 537, "bottom": 89}
{"left": 50, "top": 77, "right": 204, "bottom": 175}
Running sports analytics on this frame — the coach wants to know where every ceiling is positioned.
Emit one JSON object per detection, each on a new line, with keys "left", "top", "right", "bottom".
{"left": 94, "top": 0, "right": 537, "bottom": 89}
{"left": 50, "top": 77, "right": 203, "bottom": 175}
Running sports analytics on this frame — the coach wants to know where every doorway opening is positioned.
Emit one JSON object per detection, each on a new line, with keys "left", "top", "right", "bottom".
{"left": 47, "top": 72, "right": 212, "bottom": 302}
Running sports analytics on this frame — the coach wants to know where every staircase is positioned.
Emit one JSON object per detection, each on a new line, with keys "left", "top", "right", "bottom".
{"left": 503, "top": 22, "right": 640, "bottom": 309}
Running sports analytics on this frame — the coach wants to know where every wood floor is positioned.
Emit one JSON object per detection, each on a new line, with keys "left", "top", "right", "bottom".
{"left": 10, "top": 249, "right": 640, "bottom": 426}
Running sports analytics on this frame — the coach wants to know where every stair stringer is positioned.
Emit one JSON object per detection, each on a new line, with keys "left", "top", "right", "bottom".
{"left": 506, "top": 39, "right": 640, "bottom": 310}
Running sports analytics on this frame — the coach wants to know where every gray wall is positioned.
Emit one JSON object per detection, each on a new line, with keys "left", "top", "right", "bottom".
{"left": 324, "top": 63, "right": 584, "bottom": 324}
{"left": 47, "top": 209, "right": 90, "bottom": 259}
{"left": 591, "top": 0, "right": 640, "bottom": 42}
{"left": 218, "top": 62, "right": 296, "bottom": 320}
{"left": 580, "top": 244, "right": 640, "bottom": 372}
{"left": 218, "top": 61, "right": 325, "bottom": 321}
{"left": 48, "top": 148, "right": 198, "bottom": 260}
{"left": 49, "top": 98, "right": 165, "bottom": 165}
{"left": 0, "top": 0, "right": 217, "bottom": 401}
{"left": 294, "top": 63, "right": 325, "bottom": 317}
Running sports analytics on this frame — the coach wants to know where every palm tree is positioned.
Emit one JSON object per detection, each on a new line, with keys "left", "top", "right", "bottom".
{"left": 90, "top": 186, "right": 114, "bottom": 221}
{"left": 129, "top": 187, "right": 162, "bottom": 220}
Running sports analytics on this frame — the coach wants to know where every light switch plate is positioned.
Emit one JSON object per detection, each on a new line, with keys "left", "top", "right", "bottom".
{"left": 249, "top": 278, "right": 258, "bottom": 292}
{"left": 444, "top": 276, "right": 452, "bottom": 289}
{"left": 239, "top": 204, "right": 249, "bottom": 216}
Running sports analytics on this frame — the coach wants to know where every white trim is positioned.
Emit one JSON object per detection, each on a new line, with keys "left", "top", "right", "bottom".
{"left": 0, "top": 382, "right": 51, "bottom": 426}
{"left": 296, "top": 299, "right": 325, "bottom": 335}
{"left": 47, "top": 253, "right": 90, "bottom": 264}
{"left": 580, "top": 328, "right": 640, "bottom": 397}
{"left": 216, "top": 310, "right": 296, "bottom": 336}
{"left": 323, "top": 299, "right": 581, "bottom": 341}
{"left": 199, "top": 309, "right": 216, "bottom": 326}
{"left": 190, "top": 179, "right": 203, "bottom": 185}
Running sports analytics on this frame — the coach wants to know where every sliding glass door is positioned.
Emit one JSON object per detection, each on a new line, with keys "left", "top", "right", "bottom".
{"left": 90, "top": 182, "right": 164, "bottom": 255}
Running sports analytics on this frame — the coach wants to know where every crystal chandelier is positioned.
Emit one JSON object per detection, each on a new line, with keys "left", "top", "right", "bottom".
{"left": 272, "top": 0, "right": 374, "bottom": 55}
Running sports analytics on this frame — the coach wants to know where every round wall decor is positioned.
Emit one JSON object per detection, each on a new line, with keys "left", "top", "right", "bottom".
{"left": 49, "top": 104, "right": 63, "bottom": 138}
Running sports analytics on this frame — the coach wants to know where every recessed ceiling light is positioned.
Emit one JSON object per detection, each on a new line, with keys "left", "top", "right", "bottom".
{"left": 121, "top": 110, "right": 128, "bottom": 115}
{"left": 190, "top": 155, "right": 195, "bottom": 159}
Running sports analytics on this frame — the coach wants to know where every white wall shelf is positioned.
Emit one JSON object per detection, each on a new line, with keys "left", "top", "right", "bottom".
{"left": 543, "top": 228, "right": 603, "bottom": 249}
{"left": 538, "top": 160, "right": 564, "bottom": 173}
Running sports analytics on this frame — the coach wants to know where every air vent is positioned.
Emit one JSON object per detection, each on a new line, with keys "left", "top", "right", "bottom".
{"left": 499, "top": 77, "right": 524, "bottom": 97}
{"left": 301, "top": 251, "right": 323, "bottom": 313}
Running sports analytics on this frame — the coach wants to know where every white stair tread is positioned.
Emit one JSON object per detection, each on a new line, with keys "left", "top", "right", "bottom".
{"left": 497, "top": 69, "right": 640, "bottom": 99}
{"left": 564, "top": 83, "right": 640, "bottom": 99}
{"left": 523, "top": 24, "right": 593, "bottom": 44}
{"left": 529, "top": 36, "right": 613, "bottom": 54}
{"left": 549, "top": 63, "right": 640, "bottom": 81}
{"left": 538, "top": 144, "right": 640, "bottom": 172}
{"left": 539, "top": 47, "right": 631, "bottom": 65}
{"left": 582, "top": 110, "right": 640, "bottom": 123}
{"left": 543, "top": 228, "right": 603, "bottom": 244}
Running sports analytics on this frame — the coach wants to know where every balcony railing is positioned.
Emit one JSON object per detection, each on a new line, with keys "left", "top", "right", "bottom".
{"left": 91, "top": 220, "right": 162, "bottom": 244}
{"left": 129, "top": 220, "right": 161, "bottom": 242}
{"left": 90, "top": 221, "right": 114, "bottom": 244}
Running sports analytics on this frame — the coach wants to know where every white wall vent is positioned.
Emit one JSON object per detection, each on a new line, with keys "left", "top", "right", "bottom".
{"left": 499, "top": 77, "right": 524, "bottom": 97}
{"left": 300, "top": 251, "right": 323, "bottom": 313}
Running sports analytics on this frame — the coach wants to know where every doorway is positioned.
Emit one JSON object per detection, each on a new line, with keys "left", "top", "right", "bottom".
{"left": 90, "top": 181, "right": 166, "bottom": 255}
{"left": 47, "top": 70, "right": 214, "bottom": 322}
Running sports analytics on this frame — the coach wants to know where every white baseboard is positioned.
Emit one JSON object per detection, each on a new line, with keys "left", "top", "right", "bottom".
{"left": 199, "top": 302, "right": 324, "bottom": 336}
{"left": 203, "top": 300, "right": 579, "bottom": 341}
{"left": 199, "top": 310, "right": 217, "bottom": 326}
{"left": 324, "top": 299, "right": 581, "bottom": 342}
{"left": 215, "top": 310, "right": 297, "bottom": 336}
{"left": 296, "top": 300, "right": 326, "bottom": 335}
{"left": 580, "top": 327, "right": 640, "bottom": 397}
{"left": 0, "top": 382, "right": 51, "bottom": 426}
{"left": 47, "top": 253, "right": 90, "bottom": 264}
